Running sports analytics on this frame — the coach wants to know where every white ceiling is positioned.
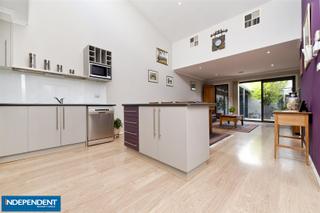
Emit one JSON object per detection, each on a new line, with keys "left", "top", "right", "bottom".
{"left": 129, "top": 0, "right": 271, "bottom": 41}
{"left": 175, "top": 40, "right": 300, "bottom": 81}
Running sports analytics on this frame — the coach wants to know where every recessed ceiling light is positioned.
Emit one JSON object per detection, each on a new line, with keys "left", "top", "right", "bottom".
{"left": 271, "top": 63, "right": 274, "bottom": 67}
{"left": 178, "top": 1, "right": 182, "bottom": 6}
{"left": 266, "top": 51, "right": 271, "bottom": 54}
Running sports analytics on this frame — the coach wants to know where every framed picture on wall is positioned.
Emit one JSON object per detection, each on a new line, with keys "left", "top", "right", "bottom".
{"left": 166, "top": 76, "right": 174, "bottom": 87}
{"left": 302, "top": 3, "right": 312, "bottom": 69}
{"left": 156, "top": 48, "right": 168, "bottom": 65}
{"left": 148, "top": 70, "right": 159, "bottom": 83}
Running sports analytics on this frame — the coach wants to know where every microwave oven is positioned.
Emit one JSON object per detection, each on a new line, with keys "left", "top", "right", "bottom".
{"left": 89, "top": 63, "right": 112, "bottom": 79}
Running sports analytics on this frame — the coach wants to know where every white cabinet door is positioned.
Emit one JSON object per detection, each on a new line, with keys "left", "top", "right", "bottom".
{"left": 158, "top": 107, "right": 187, "bottom": 171}
{"left": 61, "top": 106, "right": 86, "bottom": 145}
{"left": 28, "top": 107, "right": 61, "bottom": 151}
{"left": 0, "top": 107, "right": 28, "bottom": 157}
{"left": 139, "top": 107, "right": 158, "bottom": 159}
{"left": 0, "top": 20, "right": 11, "bottom": 67}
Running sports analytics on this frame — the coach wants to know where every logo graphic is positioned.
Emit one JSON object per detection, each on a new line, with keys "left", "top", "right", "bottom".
{"left": 1, "top": 196, "right": 61, "bottom": 212}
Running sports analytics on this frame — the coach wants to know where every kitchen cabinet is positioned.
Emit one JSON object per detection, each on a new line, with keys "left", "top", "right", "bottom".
{"left": 61, "top": 106, "right": 86, "bottom": 145}
{"left": 0, "top": 20, "right": 11, "bottom": 67}
{"left": 139, "top": 105, "right": 209, "bottom": 172}
{"left": 0, "top": 107, "right": 28, "bottom": 157}
{"left": 139, "top": 107, "right": 156, "bottom": 157}
{"left": 28, "top": 107, "right": 61, "bottom": 151}
{"left": 157, "top": 107, "right": 187, "bottom": 170}
{"left": 124, "top": 106, "right": 139, "bottom": 151}
{"left": 140, "top": 107, "right": 187, "bottom": 171}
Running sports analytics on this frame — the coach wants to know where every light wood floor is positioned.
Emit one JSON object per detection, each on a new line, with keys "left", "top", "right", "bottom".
{"left": 1, "top": 123, "right": 320, "bottom": 212}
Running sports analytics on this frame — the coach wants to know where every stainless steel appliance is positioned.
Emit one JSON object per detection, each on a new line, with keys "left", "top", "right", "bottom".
{"left": 87, "top": 106, "right": 114, "bottom": 146}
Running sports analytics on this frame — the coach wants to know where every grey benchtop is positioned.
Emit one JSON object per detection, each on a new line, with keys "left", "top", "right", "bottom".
{"left": 122, "top": 102, "right": 214, "bottom": 107}
{"left": 0, "top": 103, "right": 116, "bottom": 107}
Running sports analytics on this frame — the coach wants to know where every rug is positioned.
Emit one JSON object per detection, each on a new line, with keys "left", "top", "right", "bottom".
{"left": 210, "top": 132, "right": 231, "bottom": 146}
{"left": 213, "top": 123, "right": 258, "bottom": 133}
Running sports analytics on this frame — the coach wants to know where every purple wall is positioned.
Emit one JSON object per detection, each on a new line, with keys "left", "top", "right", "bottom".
{"left": 301, "top": 0, "right": 320, "bottom": 175}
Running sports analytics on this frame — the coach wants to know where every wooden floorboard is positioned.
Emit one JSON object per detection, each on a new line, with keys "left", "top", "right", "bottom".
{"left": 0, "top": 123, "right": 319, "bottom": 212}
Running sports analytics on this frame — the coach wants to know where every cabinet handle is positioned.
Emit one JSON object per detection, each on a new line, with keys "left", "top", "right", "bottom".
{"left": 56, "top": 107, "right": 59, "bottom": 130}
{"left": 63, "top": 107, "right": 65, "bottom": 130}
{"left": 153, "top": 108, "right": 156, "bottom": 138}
{"left": 124, "top": 131, "right": 137, "bottom": 136}
{"left": 4, "top": 40, "right": 7, "bottom": 67}
{"left": 158, "top": 108, "right": 161, "bottom": 139}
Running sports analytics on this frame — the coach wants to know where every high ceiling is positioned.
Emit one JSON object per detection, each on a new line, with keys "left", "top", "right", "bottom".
{"left": 175, "top": 40, "right": 300, "bottom": 81}
{"left": 129, "top": 0, "right": 271, "bottom": 41}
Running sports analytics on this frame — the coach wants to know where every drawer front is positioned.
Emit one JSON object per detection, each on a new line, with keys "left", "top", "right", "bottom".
{"left": 276, "top": 114, "right": 307, "bottom": 126}
{"left": 124, "top": 122, "right": 139, "bottom": 133}
{"left": 124, "top": 106, "right": 139, "bottom": 122}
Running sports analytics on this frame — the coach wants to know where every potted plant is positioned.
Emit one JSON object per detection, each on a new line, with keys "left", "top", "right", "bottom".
{"left": 114, "top": 118, "right": 122, "bottom": 138}
{"left": 229, "top": 106, "right": 236, "bottom": 114}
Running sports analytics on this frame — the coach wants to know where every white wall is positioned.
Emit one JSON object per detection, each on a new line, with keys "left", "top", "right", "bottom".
{"left": 0, "top": 69, "right": 107, "bottom": 103}
{"left": 7, "top": 0, "right": 202, "bottom": 119}
{"left": 172, "top": 0, "right": 301, "bottom": 70}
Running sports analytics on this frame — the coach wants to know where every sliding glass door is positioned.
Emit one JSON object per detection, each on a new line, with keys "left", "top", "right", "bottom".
{"left": 239, "top": 82, "right": 262, "bottom": 121}
{"left": 262, "top": 79, "right": 294, "bottom": 121}
{"left": 239, "top": 77, "right": 295, "bottom": 122}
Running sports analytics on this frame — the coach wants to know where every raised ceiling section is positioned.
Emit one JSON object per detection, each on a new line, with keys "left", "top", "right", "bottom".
{"left": 129, "top": 0, "right": 271, "bottom": 42}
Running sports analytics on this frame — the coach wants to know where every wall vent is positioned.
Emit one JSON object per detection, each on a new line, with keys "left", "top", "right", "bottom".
{"left": 244, "top": 10, "right": 260, "bottom": 28}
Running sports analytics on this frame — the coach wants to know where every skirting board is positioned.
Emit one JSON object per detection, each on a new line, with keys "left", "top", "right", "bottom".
{"left": 309, "top": 156, "right": 320, "bottom": 187}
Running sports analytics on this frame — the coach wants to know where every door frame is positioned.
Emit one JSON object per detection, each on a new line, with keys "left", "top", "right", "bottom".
{"left": 215, "top": 84, "right": 229, "bottom": 115}
{"left": 239, "top": 76, "right": 296, "bottom": 122}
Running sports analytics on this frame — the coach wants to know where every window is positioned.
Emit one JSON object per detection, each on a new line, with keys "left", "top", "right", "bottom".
{"left": 245, "top": 10, "right": 260, "bottom": 28}
{"left": 190, "top": 35, "right": 199, "bottom": 47}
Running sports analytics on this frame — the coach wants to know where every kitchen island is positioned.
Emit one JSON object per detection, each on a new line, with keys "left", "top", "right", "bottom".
{"left": 123, "top": 103, "right": 212, "bottom": 173}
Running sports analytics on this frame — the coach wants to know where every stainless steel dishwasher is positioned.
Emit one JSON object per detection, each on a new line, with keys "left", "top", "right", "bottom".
{"left": 87, "top": 106, "right": 114, "bottom": 146}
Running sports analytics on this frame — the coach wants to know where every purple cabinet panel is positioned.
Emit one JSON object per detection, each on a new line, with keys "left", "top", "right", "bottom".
{"left": 124, "top": 106, "right": 139, "bottom": 151}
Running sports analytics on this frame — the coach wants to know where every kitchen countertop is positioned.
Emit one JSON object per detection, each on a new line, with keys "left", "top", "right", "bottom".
{"left": 122, "top": 102, "right": 214, "bottom": 107}
{"left": 0, "top": 103, "right": 116, "bottom": 107}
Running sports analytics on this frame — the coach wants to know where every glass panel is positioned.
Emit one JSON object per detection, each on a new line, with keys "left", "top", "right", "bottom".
{"left": 215, "top": 84, "right": 228, "bottom": 115}
{"left": 239, "top": 82, "right": 262, "bottom": 121}
{"left": 263, "top": 80, "right": 293, "bottom": 121}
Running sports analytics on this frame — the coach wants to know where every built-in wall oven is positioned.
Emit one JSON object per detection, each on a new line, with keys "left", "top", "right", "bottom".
{"left": 87, "top": 107, "right": 114, "bottom": 146}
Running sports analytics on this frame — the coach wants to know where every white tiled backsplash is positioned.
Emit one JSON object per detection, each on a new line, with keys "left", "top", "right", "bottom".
{"left": 0, "top": 69, "right": 107, "bottom": 103}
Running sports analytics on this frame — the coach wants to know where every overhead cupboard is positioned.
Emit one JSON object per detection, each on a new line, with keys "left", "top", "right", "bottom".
{"left": 0, "top": 106, "right": 86, "bottom": 157}
{"left": 0, "top": 20, "right": 12, "bottom": 67}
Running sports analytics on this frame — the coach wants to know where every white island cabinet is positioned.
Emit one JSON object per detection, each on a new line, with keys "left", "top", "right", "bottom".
{"left": 139, "top": 104, "right": 210, "bottom": 173}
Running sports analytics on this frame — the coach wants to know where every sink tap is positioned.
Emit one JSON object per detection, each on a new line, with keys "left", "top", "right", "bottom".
{"left": 54, "top": 97, "right": 64, "bottom": 104}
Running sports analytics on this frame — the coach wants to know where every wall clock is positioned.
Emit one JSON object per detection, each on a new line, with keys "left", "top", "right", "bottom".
{"left": 212, "top": 35, "right": 225, "bottom": 51}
